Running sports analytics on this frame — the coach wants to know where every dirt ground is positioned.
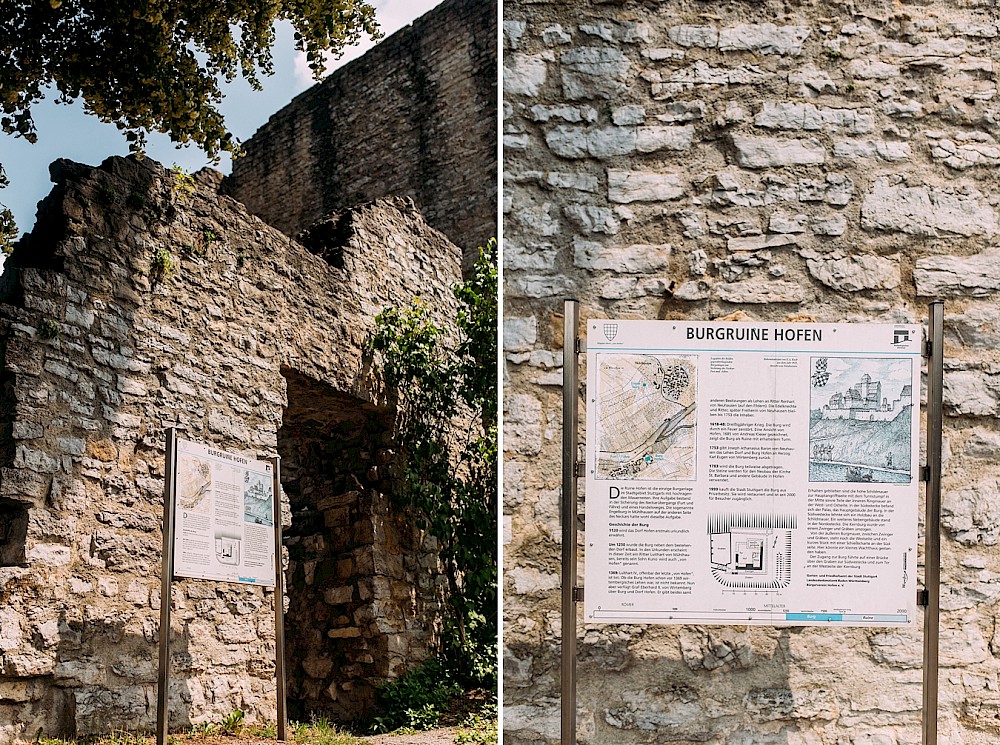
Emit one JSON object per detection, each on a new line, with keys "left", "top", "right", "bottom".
{"left": 361, "top": 727, "right": 460, "bottom": 745}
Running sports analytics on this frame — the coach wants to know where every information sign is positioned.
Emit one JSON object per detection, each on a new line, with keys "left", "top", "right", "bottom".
{"left": 172, "top": 438, "right": 277, "bottom": 586}
{"left": 584, "top": 320, "right": 921, "bottom": 626}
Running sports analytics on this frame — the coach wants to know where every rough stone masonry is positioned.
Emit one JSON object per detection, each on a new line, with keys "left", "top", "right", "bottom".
{"left": 226, "top": 0, "right": 498, "bottom": 272}
{"left": 0, "top": 156, "right": 462, "bottom": 741}
{"left": 504, "top": 1, "right": 1000, "bottom": 744}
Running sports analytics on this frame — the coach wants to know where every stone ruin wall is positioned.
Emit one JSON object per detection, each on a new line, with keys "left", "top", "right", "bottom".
{"left": 0, "top": 156, "right": 462, "bottom": 741}
{"left": 503, "top": 1, "right": 1000, "bottom": 744}
{"left": 225, "top": 0, "right": 499, "bottom": 269}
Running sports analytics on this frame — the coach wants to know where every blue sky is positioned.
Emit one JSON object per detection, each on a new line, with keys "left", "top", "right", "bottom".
{"left": 2, "top": 0, "right": 442, "bottom": 240}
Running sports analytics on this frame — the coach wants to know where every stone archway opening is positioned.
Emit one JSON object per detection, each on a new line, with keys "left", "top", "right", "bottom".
{"left": 277, "top": 368, "right": 438, "bottom": 724}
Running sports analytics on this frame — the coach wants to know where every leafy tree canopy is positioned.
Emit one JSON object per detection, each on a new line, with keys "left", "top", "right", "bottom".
{"left": 0, "top": 0, "right": 381, "bottom": 251}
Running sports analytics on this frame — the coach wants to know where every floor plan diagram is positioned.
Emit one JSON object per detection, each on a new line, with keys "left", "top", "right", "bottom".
{"left": 709, "top": 513, "right": 796, "bottom": 590}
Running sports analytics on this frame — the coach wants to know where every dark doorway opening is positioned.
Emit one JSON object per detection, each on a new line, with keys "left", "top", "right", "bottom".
{"left": 278, "top": 368, "right": 438, "bottom": 724}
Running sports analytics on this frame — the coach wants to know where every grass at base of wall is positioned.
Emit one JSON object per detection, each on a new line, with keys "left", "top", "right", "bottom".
{"left": 29, "top": 698, "right": 498, "bottom": 745}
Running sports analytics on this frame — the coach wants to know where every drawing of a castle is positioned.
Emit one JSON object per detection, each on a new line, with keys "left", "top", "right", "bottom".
{"left": 821, "top": 373, "right": 912, "bottom": 422}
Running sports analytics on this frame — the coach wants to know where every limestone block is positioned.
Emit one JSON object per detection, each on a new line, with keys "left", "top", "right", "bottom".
{"left": 881, "top": 98, "right": 923, "bottom": 118}
{"left": 25, "top": 543, "right": 71, "bottom": 566}
{"left": 579, "top": 23, "right": 614, "bottom": 43}
{"left": 504, "top": 242, "right": 557, "bottom": 271}
{"left": 744, "top": 688, "right": 794, "bottom": 721}
{"left": 542, "top": 25, "right": 572, "bottom": 46}
{"left": 928, "top": 137, "right": 1000, "bottom": 170}
{"left": 605, "top": 689, "right": 710, "bottom": 737}
{"left": 560, "top": 47, "right": 629, "bottom": 99}
{"left": 506, "top": 275, "right": 575, "bottom": 298}
{"left": 939, "top": 624, "right": 990, "bottom": 666}
{"left": 503, "top": 20, "right": 526, "bottom": 50}
{"left": 507, "top": 566, "right": 559, "bottom": 594}
{"left": 716, "top": 279, "right": 807, "bottom": 304}
{"left": 3, "top": 651, "right": 56, "bottom": 677}
{"left": 504, "top": 317, "right": 538, "bottom": 352}
{"left": 769, "top": 212, "right": 809, "bottom": 233}
{"left": 943, "top": 483, "right": 1000, "bottom": 544}
{"left": 870, "top": 628, "right": 922, "bottom": 668}
{"left": 718, "top": 24, "right": 810, "bottom": 55}
{"left": 563, "top": 205, "right": 620, "bottom": 235}
{"left": 727, "top": 234, "right": 798, "bottom": 252}
{"left": 833, "top": 140, "right": 912, "bottom": 161}
{"left": 788, "top": 64, "right": 836, "bottom": 96}
{"left": 849, "top": 59, "right": 901, "bottom": 79}
{"left": 946, "top": 307, "right": 1000, "bottom": 348}
{"left": 504, "top": 53, "right": 550, "bottom": 97}
{"left": 503, "top": 648, "right": 533, "bottom": 687}
{"left": 755, "top": 103, "right": 874, "bottom": 134}
{"left": 652, "top": 61, "right": 771, "bottom": 98}
{"left": 514, "top": 200, "right": 563, "bottom": 237}
{"left": 546, "top": 172, "right": 598, "bottom": 192}
{"left": 674, "top": 280, "right": 711, "bottom": 301}
{"left": 506, "top": 700, "right": 595, "bottom": 744}
{"left": 732, "top": 135, "right": 826, "bottom": 168}
{"left": 608, "top": 170, "right": 685, "bottom": 203}
{"left": 0, "top": 609, "right": 22, "bottom": 652}
{"left": 914, "top": 250, "right": 1000, "bottom": 297}
{"left": 611, "top": 105, "right": 644, "bottom": 126}
{"left": 804, "top": 253, "right": 901, "bottom": 292}
{"left": 668, "top": 25, "right": 719, "bottom": 49}
{"left": 861, "top": 178, "right": 998, "bottom": 237}
{"left": 573, "top": 239, "right": 670, "bottom": 273}
{"left": 54, "top": 661, "right": 105, "bottom": 686}
{"left": 528, "top": 104, "right": 598, "bottom": 123}
{"left": 944, "top": 370, "right": 998, "bottom": 416}
{"left": 504, "top": 394, "right": 543, "bottom": 455}
{"left": 655, "top": 101, "right": 706, "bottom": 123}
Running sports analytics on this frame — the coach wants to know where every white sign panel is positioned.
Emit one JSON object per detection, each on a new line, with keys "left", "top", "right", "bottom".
{"left": 173, "top": 438, "right": 276, "bottom": 586}
{"left": 584, "top": 320, "right": 922, "bottom": 626}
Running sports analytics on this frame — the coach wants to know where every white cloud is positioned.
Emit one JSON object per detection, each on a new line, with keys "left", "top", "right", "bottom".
{"left": 292, "top": 0, "right": 444, "bottom": 91}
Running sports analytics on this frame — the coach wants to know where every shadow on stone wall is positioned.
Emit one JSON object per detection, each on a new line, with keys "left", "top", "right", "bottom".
{"left": 278, "top": 368, "right": 442, "bottom": 724}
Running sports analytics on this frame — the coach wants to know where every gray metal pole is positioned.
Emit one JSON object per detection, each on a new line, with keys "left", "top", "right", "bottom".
{"left": 561, "top": 300, "right": 580, "bottom": 745}
{"left": 272, "top": 457, "right": 288, "bottom": 741}
{"left": 156, "top": 428, "right": 178, "bottom": 745}
{"left": 922, "top": 301, "right": 944, "bottom": 745}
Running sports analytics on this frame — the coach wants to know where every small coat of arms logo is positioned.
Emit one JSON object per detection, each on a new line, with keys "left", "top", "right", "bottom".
{"left": 603, "top": 323, "right": 618, "bottom": 341}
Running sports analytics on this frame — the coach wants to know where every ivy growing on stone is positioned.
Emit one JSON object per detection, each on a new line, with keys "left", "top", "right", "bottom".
{"left": 366, "top": 239, "right": 498, "bottom": 687}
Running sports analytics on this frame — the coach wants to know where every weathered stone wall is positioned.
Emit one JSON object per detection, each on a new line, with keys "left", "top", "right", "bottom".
{"left": 0, "top": 155, "right": 460, "bottom": 741}
{"left": 503, "top": 2, "right": 1000, "bottom": 744}
{"left": 225, "top": 0, "right": 498, "bottom": 267}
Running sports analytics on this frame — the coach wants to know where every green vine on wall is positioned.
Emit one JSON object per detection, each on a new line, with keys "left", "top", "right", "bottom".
{"left": 365, "top": 239, "right": 498, "bottom": 687}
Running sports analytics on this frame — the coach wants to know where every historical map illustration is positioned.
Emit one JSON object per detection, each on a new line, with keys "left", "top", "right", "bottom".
{"left": 595, "top": 353, "right": 697, "bottom": 481}
{"left": 243, "top": 471, "right": 274, "bottom": 526}
{"left": 709, "top": 512, "right": 796, "bottom": 590}
{"left": 809, "top": 357, "right": 913, "bottom": 483}
{"left": 177, "top": 454, "right": 212, "bottom": 513}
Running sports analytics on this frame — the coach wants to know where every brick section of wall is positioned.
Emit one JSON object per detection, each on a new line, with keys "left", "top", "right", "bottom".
{"left": 0, "top": 156, "right": 460, "bottom": 741}
{"left": 503, "top": 2, "right": 1000, "bottom": 744}
{"left": 226, "top": 0, "right": 498, "bottom": 263}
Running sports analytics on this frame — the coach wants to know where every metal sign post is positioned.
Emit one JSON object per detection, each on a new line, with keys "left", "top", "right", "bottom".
{"left": 156, "top": 428, "right": 178, "bottom": 745}
{"left": 922, "top": 301, "right": 944, "bottom": 745}
{"left": 561, "top": 299, "right": 581, "bottom": 745}
{"left": 156, "top": 434, "right": 288, "bottom": 741}
{"left": 272, "top": 456, "right": 288, "bottom": 741}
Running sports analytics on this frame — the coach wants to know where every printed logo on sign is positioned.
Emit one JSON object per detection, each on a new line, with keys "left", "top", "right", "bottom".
{"left": 604, "top": 323, "right": 619, "bottom": 341}
{"left": 893, "top": 329, "right": 912, "bottom": 348}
